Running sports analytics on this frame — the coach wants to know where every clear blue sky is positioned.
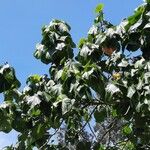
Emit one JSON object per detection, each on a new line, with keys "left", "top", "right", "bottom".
{"left": 0, "top": 0, "right": 142, "bottom": 148}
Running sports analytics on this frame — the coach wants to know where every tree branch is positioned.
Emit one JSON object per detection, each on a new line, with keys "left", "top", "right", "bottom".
{"left": 39, "top": 119, "right": 64, "bottom": 150}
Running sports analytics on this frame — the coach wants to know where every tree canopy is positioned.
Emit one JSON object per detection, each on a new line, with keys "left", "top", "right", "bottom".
{"left": 1, "top": 0, "right": 150, "bottom": 149}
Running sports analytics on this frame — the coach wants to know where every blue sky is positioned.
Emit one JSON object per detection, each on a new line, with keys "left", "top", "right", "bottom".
{"left": 0, "top": 0, "right": 142, "bottom": 148}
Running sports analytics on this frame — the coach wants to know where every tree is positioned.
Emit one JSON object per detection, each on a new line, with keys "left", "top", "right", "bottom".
{"left": 0, "top": 1, "right": 150, "bottom": 149}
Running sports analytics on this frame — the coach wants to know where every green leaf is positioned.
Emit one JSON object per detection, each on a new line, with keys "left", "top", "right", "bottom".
{"left": 94, "top": 109, "right": 107, "bottom": 123}
{"left": 29, "top": 108, "right": 41, "bottom": 116}
{"left": 76, "top": 141, "right": 91, "bottom": 150}
{"left": 12, "top": 118, "right": 27, "bottom": 132}
{"left": 0, "top": 119, "right": 12, "bottom": 133}
{"left": 95, "top": 3, "right": 104, "bottom": 13}
{"left": 129, "top": 19, "right": 142, "bottom": 31}
{"left": 15, "top": 141, "right": 26, "bottom": 150}
{"left": 106, "top": 83, "right": 120, "bottom": 94}
{"left": 136, "top": 102, "right": 142, "bottom": 112}
{"left": 80, "top": 45, "right": 91, "bottom": 58}
{"left": 32, "top": 124, "right": 46, "bottom": 140}
{"left": 118, "top": 59, "right": 129, "bottom": 67}
{"left": 88, "top": 25, "right": 98, "bottom": 35}
{"left": 55, "top": 43, "right": 66, "bottom": 51}
{"left": 112, "top": 109, "right": 117, "bottom": 117}
{"left": 98, "top": 144, "right": 106, "bottom": 150}
{"left": 26, "top": 94, "right": 41, "bottom": 108}
{"left": 122, "top": 125, "right": 132, "bottom": 135}
{"left": 127, "top": 86, "right": 136, "bottom": 98}
{"left": 78, "top": 38, "right": 87, "bottom": 48}
{"left": 0, "top": 64, "right": 20, "bottom": 93}
{"left": 55, "top": 69, "right": 63, "bottom": 81}
{"left": 62, "top": 98, "right": 75, "bottom": 114}
{"left": 147, "top": 0, "right": 150, "bottom": 3}
{"left": 127, "top": 5, "right": 144, "bottom": 27}
{"left": 93, "top": 144, "right": 106, "bottom": 150}
{"left": 27, "top": 74, "right": 41, "bottom": 84}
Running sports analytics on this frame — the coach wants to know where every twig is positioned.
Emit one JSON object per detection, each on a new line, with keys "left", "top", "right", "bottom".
{"left": 76, "top": 106, "right": 97, "bottom": 138}
{"left": 98, "top": 118, "right": 117, "bottom": 143}
{"left": 87, "top": 122, "right": 98, "bottom": 141}
{"left": 39, "top": 119, "right": 64, "bottom": 150}
{"left": 107, "top": 129, "right": 111, "bottom": 147}
{"left": 81, "top": 99, "right": 109, "bottom": 110}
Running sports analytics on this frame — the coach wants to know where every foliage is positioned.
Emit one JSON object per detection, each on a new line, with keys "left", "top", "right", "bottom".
{"left": 1, "top": 1, "right": 150, "bottom": 149}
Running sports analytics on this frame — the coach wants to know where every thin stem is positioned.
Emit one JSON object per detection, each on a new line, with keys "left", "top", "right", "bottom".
{"left": 39, "top": 119, "right": 64, "bottom": 150}
{"left": 87, "top": 122, "right": 98, "bottom": 141}
{"left": 76, "top": 106, "right": 97, "bottom": 138}
{"left": 98, "top": 118, "right": 117, "bottom": 143}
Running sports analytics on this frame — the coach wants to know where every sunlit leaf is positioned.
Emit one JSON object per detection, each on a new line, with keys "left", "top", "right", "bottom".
{"left": 95, "top": 3, "right": 104, "bottom": 13}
